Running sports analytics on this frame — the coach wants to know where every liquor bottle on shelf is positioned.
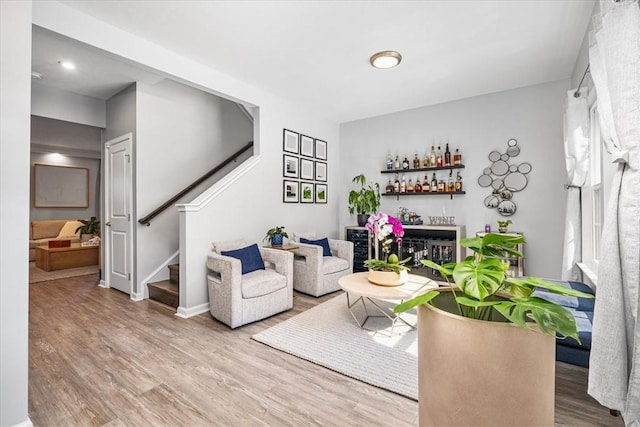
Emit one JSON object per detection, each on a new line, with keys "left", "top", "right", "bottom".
{"left": 453, "top": 148, "right": 462, "bottom": 165}
{"left": 402, "top": 157, "right": 410, "bottom": 170}
{"left": 447, "top": 172, "right": 455, "bottom": 192}
{"left": 437, "top": 178, "right": 445, "bottom": 193}
{"left": 407, "top": 177, "right": 414, "bottom": 192}
{"left": 430, "top": 173, "right": 438, "bottom": 192}
{"left": 423, "top": 174, "right": 430, "bottom": 190}
{"left": 386, "top": 155, "right": 393, "bottom": 170}
{"left": 455, "top": 171, "right": 463, "bottom": 191}
{"left": 400, "top": 174, "right": 407, "bottom": 193}
{"left": 430, "top": 145, "right": 436, "bottom": 168}
{"left": 436, "top": 146, "right": 443, "bottom": 168}
{"left": 385, "top": 178, "right": 394, "bottom": 194}
{"left": 414, "top": 177, "right": 422, "bottom": 193}
{"left": 413, "top": 153, "right": 420, "bottom": 169}
{"left": 444, "top": 143, "right": 451, "bottom": 167}
{"left": 394, "top": 173, "right": 400, "bottom": 193}
{"left": 394, "top": 155, "right": 400, "bottom": 170}
{"left": 423, "top": 151, "right": 430, "bottom": 168}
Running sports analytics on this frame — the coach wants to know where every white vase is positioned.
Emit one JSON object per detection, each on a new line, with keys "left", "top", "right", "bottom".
{"left": 367, "top": 269, "right": 408, "bottom": 287}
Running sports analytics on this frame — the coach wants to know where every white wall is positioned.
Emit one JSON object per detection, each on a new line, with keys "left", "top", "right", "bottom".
{"left": 30, "top": 153, "right": 100, "bottom": 221}
{"left": 0, "top": 2, "right": 32, "bottom": 426}
{"left": 31, "top": 81, "right": 106, "bottom": 128}
{"left": 339, "top": 79, "right": 570, "bottom": 278}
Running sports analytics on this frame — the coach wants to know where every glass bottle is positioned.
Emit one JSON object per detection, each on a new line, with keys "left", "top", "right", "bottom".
{"left": 453, "top": 148, "right": 462, "bottom": 165}
{"left": 414, "top": 177, "right": 422, "bottom": 193}
{"left": 444, "top": 143, "right": 451, "bottom": 167}
{"left": 423, "top": 151, "right": 430, "bottom": 168}
{"left": 423, "top": 174, "right": 430, "bottom": 190}
{"left": 386, "top": 178, "right": 394, "bottom": 194}
{"left": 455, "top": 171, "right": 463, "bottom": 192}
{"left": 437, "top": 178, "right": 445, "bottom": 193}
{"left": 447, "top": 172, "right": 455, "bottom": 192}
{"left": 430, "top": 173, "right": 438, "bottom": 192}
{"left": 394, "top": 155, "right": 400, "bottom": 170}
{"left": 413, "top": 153, "right": 420, "bottom": 169}
{"left": 402, "top": 157, "right": 410, "bottom": 170}
{"left": 386, "top": 155, "right": 393, "bottom": 170}
{"left": 429, "top": 145, "right": 436, "bottom": 168}
{"left": 400, "top": 173, "right": 407, "bottom": 193}
{"left": 436, "top": 146, "right": 443, "bottom": 168}
{"left": 394, "top": 173, "right": 400, "bottom": 193}
{"left": 407, "top": 177, "right": 414, "bottom": 192}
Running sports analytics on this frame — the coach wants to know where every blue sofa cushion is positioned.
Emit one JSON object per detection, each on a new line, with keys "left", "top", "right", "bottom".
{"left": 559, "top": 308, "right": 593, "bottom": 350}
{"left": 532, "top": 279, "right": 595, "bottom": 311}
{"left": 300, "top": 237, "right": 333, "bottom": 257}
{"left": 221, "top": 243, "right": 265, "bottom": 275}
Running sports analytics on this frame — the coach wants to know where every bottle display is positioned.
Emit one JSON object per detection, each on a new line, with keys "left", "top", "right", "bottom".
{"left": 430, "top": 173, "right": 438, "bottom": 192}
{"left": 414, "top": 178, "right": 422, "bottom": 193}
{"left": 447, "top": 172, "right": 455, "bottom": 192}
{"left": 444, "top": 143, "right": 451, "bottom": 167}
{"left": 394, "top": 155, "right": 400, "bottom": 170}
{"left": 407, "top": 177, "right": 414, "bottom": 193}
{"left": 394, "top": 173, "right": 400, "bottom": 193}
{"left": 423, "top": 174, "right": 429, "bottom": 190}
{"left": 413, "top": 153, "right": 420, "bottom": 169}
{"left": 437, "top": 178, "right": 445, "bottom": 193}
{"left": 402, "top": 157, "right": 410, "bottom": 170}
{"left": 386, "top": 178, "right": 394, "bottom": 194}
{"left": 453, "top": 148, "right": 462, "bottom": 165}
{"left": 455, "top": 171, "right": 463, "bottom": 191}
{"left": 430, "top": 146, "right": 436, "bottom": 168}
{"left": 423, "top": 151, "right": 430, "bottom": 168}
{"left": 400, "top": 174, "right": 407, "bottom": 193}
{"left": 386, "top": 156, "right": 393, "bottom": 170}
{"left": 436, "top": 146, "right": 443, "bottom": 168}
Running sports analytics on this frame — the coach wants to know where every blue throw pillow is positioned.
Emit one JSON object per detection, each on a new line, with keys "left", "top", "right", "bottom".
{"left": 221, "top": 243, "right": 265, "bottom": 275}
{"left": 300, "top": 237, "right": 332, "bottom": 257}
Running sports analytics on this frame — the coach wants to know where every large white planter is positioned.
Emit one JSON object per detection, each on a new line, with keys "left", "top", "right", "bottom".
{"left": 367, "top": 269, "right": 408, "bottom": 287}
{"left": 417, "top": 290, "right": 555, "bottom": 426}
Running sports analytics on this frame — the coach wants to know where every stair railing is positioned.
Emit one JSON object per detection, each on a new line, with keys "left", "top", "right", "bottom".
{"left": 138, "top": 141, "right": 254, "bottom": 226}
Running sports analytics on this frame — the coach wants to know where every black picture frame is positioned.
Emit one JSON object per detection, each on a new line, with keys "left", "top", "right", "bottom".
{"left": 315, "top": 139, "right": 327, "bottom": 160}
{"left": 283, "top": 180, "right": 299, "bottom": 203}
{"left": 300, "top": 135, "right": 314, "bottom": 158}
{"left": 315, "top": 183, "right": 327, "bottom": 204}
{"left": 314, "top": 161, "right": 327, "bottom": 182}
{"left": 283, "top": 154, "right": 299, "bottom": 178}
{"left": 283, "top": 129, "right": 299, "bottom": 154}
{"left": 300, "top": 181, "right": 314, "bottom": 203}
{"left": 300, "top": 158, "right": 314, "bottom": 180}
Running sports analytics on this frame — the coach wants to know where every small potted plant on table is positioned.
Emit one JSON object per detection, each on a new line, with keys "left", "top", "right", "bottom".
{"left": 348, "top": 174, "right": 381, "bottom": 227}
{"left": 264, "top": 226, "right": 288, "bottom": 247}
{"left": 76, "top": 216, "right": 100, "bottom": 243}
{"left": 363, "top": 213, "right": 411, "bottom": 286}
{"left": 497, "top": 219, "right": 512, "bottom": 233}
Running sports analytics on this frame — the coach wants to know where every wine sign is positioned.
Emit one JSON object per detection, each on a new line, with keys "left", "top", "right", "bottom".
{"left": 428, "top": 216, "right": 456, "bottom": 225}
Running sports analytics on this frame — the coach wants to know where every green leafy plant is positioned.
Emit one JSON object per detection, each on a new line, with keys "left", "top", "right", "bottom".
{"left": 348, "top": 174, "right": 380, "bottom": 215}
{"left": 75, "top": 216, "right": 100, "bottom": 236}
{"left": 497, "top": 219, "right": 512, "bottom": 231}
{"left": 395, "top": 233, "right": 593, "bottom": 342}
{"left": 364, "top": 253, "right": 411, "bottom": 274}
{"left": 263, "top": 226, "right": 289, "bottom": 244}
{"left": 303, "top": 187, "right": 312, "bottom": 200}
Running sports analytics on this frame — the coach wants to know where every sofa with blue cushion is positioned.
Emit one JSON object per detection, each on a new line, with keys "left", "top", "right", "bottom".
{"left": 532, "top": 280, "right": 595, "bottom": 368}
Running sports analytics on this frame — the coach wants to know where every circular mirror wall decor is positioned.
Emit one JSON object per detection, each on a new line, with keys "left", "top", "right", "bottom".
{"left": 477, "top": 138, "right": 532, "bottom": 216}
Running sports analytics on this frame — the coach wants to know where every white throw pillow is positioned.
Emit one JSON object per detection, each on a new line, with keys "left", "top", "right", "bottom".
{"left": 57, "top": 220, "right": 84, "bottom": 238}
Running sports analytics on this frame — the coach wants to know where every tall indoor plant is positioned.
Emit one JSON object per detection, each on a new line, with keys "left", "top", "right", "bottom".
{"left": 395, "top": 233, "right": 593, "bottom": 425}
{"left": 348, "top": 174, "right": 381, "bottom": 226}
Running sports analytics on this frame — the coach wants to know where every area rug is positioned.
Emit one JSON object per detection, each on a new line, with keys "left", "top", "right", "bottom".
{"left": 29, "top": 261, "right": 99, "bottom": 284}
{"left": 252, "top": 293, "right": 418, "bottom": 400}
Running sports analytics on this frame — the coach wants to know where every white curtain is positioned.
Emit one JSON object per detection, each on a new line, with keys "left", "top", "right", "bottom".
{"left": 561, "top": 89, "right": 590, "bottom": 281}
{"left": 587, "top": 1, "right": 640, "bottom": 426}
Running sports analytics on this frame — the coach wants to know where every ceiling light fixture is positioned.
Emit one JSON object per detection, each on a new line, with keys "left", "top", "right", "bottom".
{"left": 31, "top": 71, "right": 43, "bottom": 80}
{"left": 59, "top": 60, "right": 76, "bottom": 70}
{"left": 370, "top": 51, "right": 402, "bottom": 69}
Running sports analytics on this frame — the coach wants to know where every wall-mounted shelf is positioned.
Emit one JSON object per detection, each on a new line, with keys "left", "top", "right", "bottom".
{"left": 383, "top": 191, "right": 465, "bottom": 200}
{"left": 381, "top": 164, "right": 465, "bottom": 174}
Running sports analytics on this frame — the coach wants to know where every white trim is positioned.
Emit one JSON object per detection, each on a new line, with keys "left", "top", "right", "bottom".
{"left": 577, "top": 262, "right": 598, "bottom": 289}
{"left": 99, "top": 279, "right": 108, "bottom": 288}
{"left": 31, "top": 143, "right": 101, "bottom": 159}
{"left": 177, "top": 156, "right": 260, "bottom": 211}
{"left": 140, "top": 250, "right": 180, "bottom": 299}
{"left": 130, "top": 292, "right": 144, "bottom": 302}
{"left": 176, "top": 302, "right": 210, "bottom": 319}
{"left": 11, "top": 418, "right": 33, "bottom": 427}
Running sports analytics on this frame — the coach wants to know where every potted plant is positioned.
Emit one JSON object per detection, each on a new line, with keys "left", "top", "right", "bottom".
{"left": 363, "top": 213, "right": 410, "bottom": 286}
{"left": 497, "top": 219, "right": 512, "bottom": 233}
{"left": 395, "top": 233, "right": 593, "bottom": 425}
{"left": 75, "top": 216, "right": 100, "bottom": 243}
{"left": 348, "top": 174, "right": 381, "bottom": 226}
{"left": 263, "top": 226, "right": 288, "bottom": 247}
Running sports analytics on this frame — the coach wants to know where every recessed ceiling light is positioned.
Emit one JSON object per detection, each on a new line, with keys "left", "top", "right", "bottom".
{"left": 370, "top": 51, "right": 402, "bottom": 69}
{"left": 59, "top": 61, "right": 76, "bottom": 70}
{"left": 31, "top": 71, "right": 43, "bottom": 80}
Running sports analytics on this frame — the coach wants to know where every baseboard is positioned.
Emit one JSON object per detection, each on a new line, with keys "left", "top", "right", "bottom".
{"left": 176, "top": 302, "right": 209, "bottom": 319}
{"left": 130, "top": 291, "right": 144, "bottom": 302}
{"left": 11, "top": 417, "right": 33, "bottom": 427}
{"left": 98, "top": 280, "right": 108, "bottom": 288}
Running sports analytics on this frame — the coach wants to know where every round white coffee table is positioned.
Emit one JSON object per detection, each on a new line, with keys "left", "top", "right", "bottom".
{"left": 338, "top": 271, "right": 438, "bottom": 334}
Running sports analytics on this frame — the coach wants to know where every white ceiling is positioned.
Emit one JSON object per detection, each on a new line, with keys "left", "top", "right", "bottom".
{"left": 35, "top": 0, "right": 595, "bottom": 124}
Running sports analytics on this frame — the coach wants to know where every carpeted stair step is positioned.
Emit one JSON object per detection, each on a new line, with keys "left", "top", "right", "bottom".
{"left": 148, "top": 280, "right": 179, "bottom": 308}
{"left": 168, "top": 263, "right": 179, "bottom": 284}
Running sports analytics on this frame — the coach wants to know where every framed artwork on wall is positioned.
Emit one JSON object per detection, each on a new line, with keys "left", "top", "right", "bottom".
{"left": 315, "top": 161, "right": 327, "bottom": 182}
{"left": 315, "top": 184, "right": 327, "bottom": 204}
{"left": 33, "top": 163, "right": 89, "bottom": 208}
{"left": 300, "top": 182, "right": 314, "bottom": 203}
{"left": 315, "top": 139, "right": 327, "bottom": 160}
{"left": 283, "top": 154, "right": 299, "bottom": 178}
{"left": 283, "top": 180, "right": 299, "bottom": 203}
{"left": 300, "top": 158, "right": 314, "bottom": 180}
{"left": 300, "top": 135, "right": 314, "bottom": 157}
{"left": 283, "top": 129, "right": 299, "bottom": 154}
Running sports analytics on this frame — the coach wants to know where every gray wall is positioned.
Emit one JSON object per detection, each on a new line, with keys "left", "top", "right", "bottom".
{"left": 1, "top": 2, "right": 31, "bottom": 426}
{"left": 32, "top": 81, "right": 106, "bottom": 128}
{"left": 339, "top": 79, "right": 570, "bottom": 278}
{"left": 30, "top": 152, "right": 100, "bottom": 221}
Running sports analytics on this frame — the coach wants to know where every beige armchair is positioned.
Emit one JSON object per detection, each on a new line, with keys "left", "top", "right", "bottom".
{"left": 290, "top": 232, "right": 354, "bottom": 297}
{"left": 207, "top": 239, "right": 293, "bottom": 328}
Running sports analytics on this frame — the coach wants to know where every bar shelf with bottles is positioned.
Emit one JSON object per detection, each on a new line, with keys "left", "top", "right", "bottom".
{"left": 381, "top": 143, "right": 465, "bottom": 199}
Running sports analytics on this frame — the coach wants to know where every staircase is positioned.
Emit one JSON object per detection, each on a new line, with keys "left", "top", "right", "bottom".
{"left": 148, "top": 264, "right": 179, "bottom": 308}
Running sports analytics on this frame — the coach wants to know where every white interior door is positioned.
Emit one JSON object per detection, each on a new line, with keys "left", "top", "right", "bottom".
{"left": 104, "top": 134, "right": 133, "bottom": 294}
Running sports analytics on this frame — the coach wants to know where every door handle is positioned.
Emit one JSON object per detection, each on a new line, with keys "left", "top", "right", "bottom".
{"left": 106, "top": 222, "right": 112, "bottom": 227}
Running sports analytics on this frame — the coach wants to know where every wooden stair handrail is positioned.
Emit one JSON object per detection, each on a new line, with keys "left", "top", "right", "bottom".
{"left": 138, "top": 141, "right": 254, "bottom": 226}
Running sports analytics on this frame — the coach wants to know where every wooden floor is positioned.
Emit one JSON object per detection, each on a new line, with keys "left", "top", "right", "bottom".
{"left": 29, "top": 274, "right": 622, "bottom": 427}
